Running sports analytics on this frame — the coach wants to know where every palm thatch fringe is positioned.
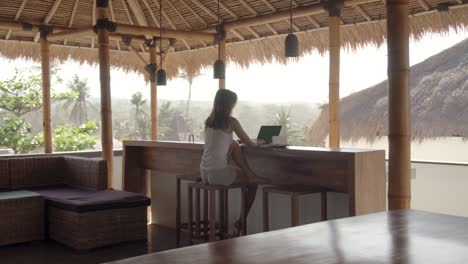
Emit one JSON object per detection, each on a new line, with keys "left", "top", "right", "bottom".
{"left": 307, "top": 37, "right": 468, "bottom": 145}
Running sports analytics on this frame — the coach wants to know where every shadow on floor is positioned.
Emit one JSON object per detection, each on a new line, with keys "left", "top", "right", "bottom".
{"left": 0, "top": 225, "right": 188, "bottom": 264}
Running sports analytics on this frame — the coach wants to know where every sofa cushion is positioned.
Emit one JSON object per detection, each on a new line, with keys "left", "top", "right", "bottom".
{"left": 10, "top": 156, "right": 65, "bottom": 189}
{"left": 0, "top": 159, "right": 9, "bottom": 189}
{"left": 31, "top": 186, "right": 151, "bottom": 213}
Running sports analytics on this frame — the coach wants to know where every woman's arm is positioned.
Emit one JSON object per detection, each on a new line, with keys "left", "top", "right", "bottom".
{"left": 231, "top": 117, "right": 258, "bottom": 147}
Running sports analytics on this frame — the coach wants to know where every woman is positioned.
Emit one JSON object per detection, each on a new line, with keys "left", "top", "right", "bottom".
{"left": 200, "top": 89, "right": 266, "bottom": 235}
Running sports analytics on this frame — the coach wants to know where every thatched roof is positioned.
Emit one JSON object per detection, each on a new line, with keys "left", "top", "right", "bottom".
{"left": 0, "top": 0, "right": 467, "bottom": 77}
{"left": 307, "top": 37, "right": 468, "bottom": 144}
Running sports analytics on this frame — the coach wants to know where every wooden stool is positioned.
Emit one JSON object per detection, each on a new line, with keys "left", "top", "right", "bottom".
{"left": 188, "top": 182, "right": 249, "bottom": 243}
{"left": 262, "top": 185, "right": 328, "bottom": 232}
{"left": 175, "top": 174, "right": 202, "bottom": 247}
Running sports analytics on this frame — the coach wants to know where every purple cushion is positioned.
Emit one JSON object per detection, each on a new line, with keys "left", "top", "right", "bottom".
{"left": 30, "top": 186, "right": 151, "bottom": 213}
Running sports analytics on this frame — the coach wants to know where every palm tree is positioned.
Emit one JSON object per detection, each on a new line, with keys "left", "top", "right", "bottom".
{"left": 62, "top": 74, "right": 95, "bottom": 125}
{"left": 178, "top": 66, "right": 202, "bottom": 119}
{"left": 131, "top": 92, "right": 149, "bottom": 139}
{"left": 275, "top": 107, "right": 291, "bottom": 137}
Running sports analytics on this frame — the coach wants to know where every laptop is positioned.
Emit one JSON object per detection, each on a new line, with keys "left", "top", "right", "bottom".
{"left": 256, "top": 126, "right": 288, "bottom": 148}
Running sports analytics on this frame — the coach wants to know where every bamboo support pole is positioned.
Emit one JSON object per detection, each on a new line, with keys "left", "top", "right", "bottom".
{"left": 115, "top": 23, "right": 215, "bottom": 42}
{"left": 387, "top": 0, "right": 411, "bottom": 210}
{"left": 328, "top": 16, "right": 340, "bottom": 148}
{"left": 96, "top": 1, "right": 114, "bottom": 188}
{"left": 40, "top": 34, "right": 53, "bottom": 153}
{"left": 219, "top": 38, "right": 226, "bottom": 89}
{"left": 149, "top": 45, "right": 158, "bottom": 140}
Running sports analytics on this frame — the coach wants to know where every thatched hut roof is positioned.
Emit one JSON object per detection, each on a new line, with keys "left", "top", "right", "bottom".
{"left": 0, "top": 0, "right": 467, "bottom": 77}
{"left": 307, "top": 37, "right": 468, "bottom": 144}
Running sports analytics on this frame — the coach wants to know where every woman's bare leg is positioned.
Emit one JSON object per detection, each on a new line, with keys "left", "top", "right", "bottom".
{"left": 227, "top": 141, "right": 259, "bottom": 235}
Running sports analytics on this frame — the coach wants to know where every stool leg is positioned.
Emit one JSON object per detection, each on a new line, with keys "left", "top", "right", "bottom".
{"left": 218, "top": 189, "right": 225, "bottom": 240}
{"left": 224, "top": 189, "right": 229, "bottom": 237}
{"left": 240, "top": 187, "right": 247, "bottom": 236}
{"left": 176, "top": 178, "right": 181, "bottom": 247}
{"left": 203, "top": 189, "right": 208, "bottom": 237}
{"left": 291, "top": 193, "right": 299, "bottom": 227}
{"left": 195, "top": 187, "right": 201, "bottom": 238}
{"left": 263, "top": 190, "right": 269, "bottom": 232}
{"left": 209, "top": 190, "right": 216, "bottom": 242}
{"left": 321, "top": 192, "right": 327, "bottom": 221}
{"left": 187, "top": 185, "right": 193, "bottom": 245}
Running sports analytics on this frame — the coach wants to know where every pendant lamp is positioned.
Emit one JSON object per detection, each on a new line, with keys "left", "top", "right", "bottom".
{"left": 213, "top": 0, "right": 225, "bottom": 79}
{"left": 285, "top": 0, "right": 299, "bottom": 57}
{"left": 156, "top": 0, "right": 167, "bottom": 85}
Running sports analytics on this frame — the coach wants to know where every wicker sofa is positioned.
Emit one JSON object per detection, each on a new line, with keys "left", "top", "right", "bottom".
{"left": 0, "top": 156, "right": 151, "bottom": 250}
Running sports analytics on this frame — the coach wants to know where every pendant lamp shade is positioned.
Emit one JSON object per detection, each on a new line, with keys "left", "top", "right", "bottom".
{"left": 213, "top": 59, "right": 225, "bottom": 79}
{"left": 285, "top": 33, "right": 299, "bottom": 57}
{"left": 156, "top": 69, "right": 167, "bottom": 86}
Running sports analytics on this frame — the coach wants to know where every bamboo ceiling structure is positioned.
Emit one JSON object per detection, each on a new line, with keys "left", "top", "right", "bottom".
{"left": 0, "top": 0, "right": 467, "bottom": 77}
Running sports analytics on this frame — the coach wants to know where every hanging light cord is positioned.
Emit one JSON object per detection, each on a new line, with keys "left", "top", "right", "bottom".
{"left": 217, "top": 0, "right": 221, "bottom": 60}
{"left": 160, "top": 0, "right": 163, "bottom": 68}
{"left": 289, "top": 0, "right": 293, "bottom": 34}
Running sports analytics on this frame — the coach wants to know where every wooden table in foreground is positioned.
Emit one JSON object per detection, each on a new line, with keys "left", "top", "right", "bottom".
{"left": 123, "top": 140, "right": 386, "bottom": 216}
{"left": 106, "top": 210, "right": 468, "bottom": 264}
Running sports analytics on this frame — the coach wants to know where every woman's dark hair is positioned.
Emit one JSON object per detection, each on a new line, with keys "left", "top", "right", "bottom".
{"left": 205, "top": 89, "right": 238, "bottom": 129}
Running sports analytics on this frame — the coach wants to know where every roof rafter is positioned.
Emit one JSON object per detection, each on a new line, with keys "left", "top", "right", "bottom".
{"left": 64, "top": 0, "right": 80, "bottom": 45}
{"left": 141, "top": 0, "right": 160, "bottom": 27}
{"left": 355, "top": 5, "right": 372, "bottom": 21}
{"left": 417, "top": 0, "right": 430, "bottom": 10}
{"left": 152, "top": 0, "right": 191, "bottom": 49}
{"left": 5, "top": 0, "right": 28, "bottom": 39}
{"left": 260, "top": 0, "right": 276, "bottom": 12}
{"left": 166, "top": 0, "right": 191, "bottom": 28}
{"left": 33, "top": 0, "right": 63, "bottom": 42}
{"left": 179, "top": 0, "right": 208, "bottom": 26}
{"left": 120, "top": 0, "right": 135, "bottom": 24}
{"left": 307, "top": 16, "right": 320, "bottom": 28}
{"left": 108, "top": 0, "right": 121, "bottom": 51}
{"left": 91, "top": 0, "right": 96, "bottom": 48}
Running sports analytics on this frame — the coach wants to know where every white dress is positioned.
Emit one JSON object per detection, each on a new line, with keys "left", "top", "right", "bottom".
{"left": 200, "top": 127, "right": 237, "bottom": 185}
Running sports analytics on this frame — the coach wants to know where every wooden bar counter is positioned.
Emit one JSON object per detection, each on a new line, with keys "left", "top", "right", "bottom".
{"left": 123, "top": 141, "right": 386, "bottom": 216}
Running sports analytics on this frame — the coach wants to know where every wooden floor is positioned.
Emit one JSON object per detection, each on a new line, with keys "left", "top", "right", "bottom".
{"left": 0, "top": 225, "right": 185, "bottom": 264}
{"left": 107, "top": 210, "right": 468, "bottom": 264}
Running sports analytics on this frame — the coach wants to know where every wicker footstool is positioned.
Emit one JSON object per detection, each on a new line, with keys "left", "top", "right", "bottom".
{"left": 35, "top": 186, "right": 151, "bottom": 250}
{"left": 0, "top": 191, "right": 44, "bottom": 246}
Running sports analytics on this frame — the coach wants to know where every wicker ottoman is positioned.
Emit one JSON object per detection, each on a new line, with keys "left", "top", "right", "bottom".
{"left": 0, "top": 191, "right": 45, "bottom": 246}
{"left": 48, "top": 206, "right": 148, "bottom": 250}
{"left": 36, "top": 187, "right": 151, "bottom": 250}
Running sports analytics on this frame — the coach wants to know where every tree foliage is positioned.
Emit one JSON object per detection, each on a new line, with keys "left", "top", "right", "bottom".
{"left": 0, "top": 117, "right": 42, "bottom": 154}
{"left": 0, "top": 68, "right": 75, "bottom": 117}
{"left": 50, "top": 122, "right": 98, "bottom": 152}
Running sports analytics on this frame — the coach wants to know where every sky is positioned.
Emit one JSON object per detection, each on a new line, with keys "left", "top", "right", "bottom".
{"left": 1, "top": 29, "right": 467, "bottom": 104}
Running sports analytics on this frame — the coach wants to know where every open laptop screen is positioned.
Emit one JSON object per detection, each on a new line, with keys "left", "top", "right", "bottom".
{"left": 257, "top": 126, "right": 282, "bottom": 144}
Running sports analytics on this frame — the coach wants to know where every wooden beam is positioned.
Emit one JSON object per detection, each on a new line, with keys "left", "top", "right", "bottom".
{"left": 68, "top": 0, "right": 79, "bottom": 27}
{"left": 308, "top": 16, "right": 321, "bottom": 28}
{"left": 247, "top": 27, "right": 260, "bottom": 38}
{"left": 47, "top": 27, "right": 94, "bottom": 41}
{"left": 128, "top": 44, "right": 148, "bottom": 67}
{"left": 417, "top": 0, "right": 430, "bottom": 11}
{"left": 96, "top": 0, "right": 114, "bottom": 188}
{"left": 151, "top": 0, "right": 191, "bottom": 50}
{"left": 179, "top": 0, "right": 207, "bottom": 26}
{"left": 231, "top": 29, "right": 245, "bottom": 40}
{"left": 91, "top": 0, "right": 96, "bottom": 48}
{"left": 121, "top": 0, "right": 135, "bottom": 24}
{"left": 260, "top": 0, "right": 276, "bottom": 11}
{"left": 141, "top": 0, "right": 160, "bottom": 27}
{"left": 239, "top": 0, "right": 257, "bottom": 15}
{"left": 34, "top": 0, "right": 63, "bottom": 42}
{"left": 191, "top": 0, "right": 218, "bottom": 20}
{"left": 328, "top": 16, "right": 340, "bottom": 148}
{"left": 114, "top": 23, "right": 215, "bottom": 41}
{"left": 203, "top": 0, "right": 381, "bottom": 32}
{"left": 387, "top": 0, "right": 411, "bottom": 210}
{"left": 5, "top": 0, "right": 28, "bottom": 39}
{"left": 127, "top": 0, "right": 149, "bottom": 26}
{"left": 40, "top": 33, "right": 52, "bottom": 153}
{"left": 355, "top": 5, "right": 372, "bottom": 21}
{"left": 166, "top": 0, "right": 191, "bottom": 28}
{"left": 150, "top": 45, "right": 158, "bottom": 141}
{"left": 219, "top": 38, "right": 226, "bottom": 89}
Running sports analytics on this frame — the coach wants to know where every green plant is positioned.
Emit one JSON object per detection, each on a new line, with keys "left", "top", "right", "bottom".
{"left": 0, "top": 117, "right": 42, "bottom": 154}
